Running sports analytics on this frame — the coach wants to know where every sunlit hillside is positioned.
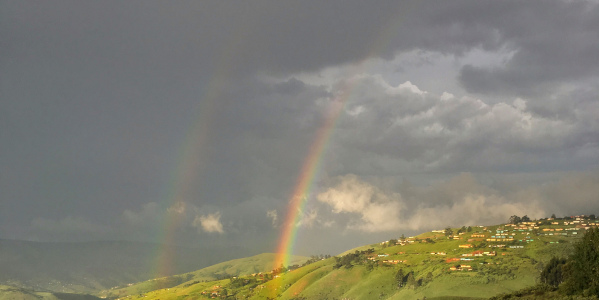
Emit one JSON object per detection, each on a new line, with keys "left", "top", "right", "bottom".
{"left": 111, "top": 216, "right": 598, "bottom": 299}
{"left": 101, "top": 253, "right": 308, "bottom": 299}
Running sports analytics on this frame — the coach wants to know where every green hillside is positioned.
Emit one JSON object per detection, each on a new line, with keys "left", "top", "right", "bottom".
{"left": 101, "top": 253, "right": 309, "bottom": 298}
{"left": 113, "top": 217, "right": 599, "bottom": 299}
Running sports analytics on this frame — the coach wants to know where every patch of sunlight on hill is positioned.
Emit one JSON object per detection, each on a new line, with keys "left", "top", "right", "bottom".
{"left": 102, "top": 253, "right": 308, "bottom": 298}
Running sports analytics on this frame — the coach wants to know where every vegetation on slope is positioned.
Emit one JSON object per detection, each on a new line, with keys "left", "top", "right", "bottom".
{"left": 114, "top": 214, "right": 597, "bottom": 299}
{"left": 101, "top": 253, "right": 309, "bottom": 298}
{"left": 492, "top": 227, "right": 599, "bottom": 299}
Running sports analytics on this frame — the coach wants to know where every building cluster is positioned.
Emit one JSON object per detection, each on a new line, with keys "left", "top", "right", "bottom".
{"left": 449, "top": 265, "right": 472, "bottom": 271}
{"left": 200, "top": 285, "right": 222, "bottom": 298}
{"left": 461, "top": 250, "right": 496, "bottom": 257}
{"left": 373, "top": 215, "right": 599, "bottom": 274}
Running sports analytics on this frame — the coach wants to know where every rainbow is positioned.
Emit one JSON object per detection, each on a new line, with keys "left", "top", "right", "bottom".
{"left": 267, "top": 76, "right": 360, "bottom": 299}
{"left": 272, "top": 79, "right": 355, "bottom": 270}
{"left": 270, "top": 3, "right": 414, "bottom": 295}
{"left": 152, "top": 92, "right": 215, "bottom": 279}
{"left": 151, "top": 23, "right": 253, "bottom": 280}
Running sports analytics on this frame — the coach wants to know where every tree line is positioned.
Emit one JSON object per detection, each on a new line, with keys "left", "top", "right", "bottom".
{"left": 493, "top": 227, "right": 599, "bottom": 298}
{"left": 540, "top": 227, "right": 599, "bottom": 296}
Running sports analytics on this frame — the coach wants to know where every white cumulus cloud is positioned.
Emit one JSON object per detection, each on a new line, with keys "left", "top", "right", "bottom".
{"left": 317, "top": 174, "right": 546, "bottom": 233}
{"left": 266, "top": 209, "right": 278, "bottom": 227}
{"left": 193, "top": 212, "right": 224, "bottom": 234}
{"left": 317, "top": 174, "right": 404, "bottom": 232}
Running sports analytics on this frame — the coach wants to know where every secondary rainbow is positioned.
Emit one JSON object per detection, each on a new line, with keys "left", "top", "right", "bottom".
{"left": 151, "top": 24, "right": 252, "bottom": 280}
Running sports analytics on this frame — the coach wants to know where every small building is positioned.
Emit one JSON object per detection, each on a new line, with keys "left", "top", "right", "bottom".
{"left": 450, "top": 264, "right": 472, "bottom": 271}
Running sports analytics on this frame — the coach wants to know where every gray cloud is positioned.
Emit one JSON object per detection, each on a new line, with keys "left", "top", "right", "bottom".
{"left": 324, "top": 76, "right": 593, "bottom": 175}
{"left": 1, "top": 0, "right": 598, "bottom": 256}
{"left": 457, "top": 1, "right": 599, "bottom": 96}
{"left": 29, "top": 216, "right": 108, "bottom": 241}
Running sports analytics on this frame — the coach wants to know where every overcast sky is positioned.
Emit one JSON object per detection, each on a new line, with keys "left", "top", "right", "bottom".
{"left": 2, "top": 0, "right": 599, "bottom": 255}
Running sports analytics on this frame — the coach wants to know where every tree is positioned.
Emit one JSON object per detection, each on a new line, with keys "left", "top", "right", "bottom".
{"left": 551, "top": 213, "right": 557, "bottom": 219}
{"left": 444, "top": 227, "right": 453, "bottom": 237}
{"left": 467, "top": 226, "right": 472, "bottom": 232}
{"left": 406, "top": 272, "right": 416, "bottom": 289}
{"left": 590, "top": 214, "right": 596, "bottom": 220}
{"left": 426, "top": 272, "right": 433, "bottom": 283}
{"left": 395, "top": 269, "right": 405, "bottom": 287}
{"left": 562, "top": 227, "right": 599, "bottom": 296}
{"left": 521, "top": 215, "right": 531, "bottom": 222}
{"left": 366, "top": 261, "right": 374, "bottom": 271}
{"left": 509, "top": 215, "right": 522, "bottom": 224}
{"left": 540, "top": 257, "right": 567, "bottom": 287}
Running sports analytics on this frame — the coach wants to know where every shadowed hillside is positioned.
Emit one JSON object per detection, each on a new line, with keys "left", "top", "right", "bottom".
{"left": 0, "top": 285, "right": 102, "bottom": 300}
{"left": 0, "top": 240, "right": 249, "bottom": 293}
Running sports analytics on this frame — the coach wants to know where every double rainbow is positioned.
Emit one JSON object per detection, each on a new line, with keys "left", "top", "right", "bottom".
{"left": 151, "top": 2, "right": 414, "bottom": 291}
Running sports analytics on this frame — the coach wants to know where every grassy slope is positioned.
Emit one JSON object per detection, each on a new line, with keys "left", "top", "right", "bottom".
{"left": 101, "top": 253, "right": 308, "bottom": 298}
{"left": 116, "top": 221, "right": 587, "bottom": 300}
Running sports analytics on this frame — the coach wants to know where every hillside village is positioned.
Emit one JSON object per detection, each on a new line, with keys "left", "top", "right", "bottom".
{"left": 110, "top": 214, "right": 598, "bottom": 300}
{"left": 370, "top": 215, "right": 596, "bottom": 271}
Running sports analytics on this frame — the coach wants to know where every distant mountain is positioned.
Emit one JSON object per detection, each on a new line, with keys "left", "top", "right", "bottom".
{"left": 0, "top": 285, "right": 102, "bottom": 300}
{"left": 0, "top": 239, "right": 249, "bottom": 293}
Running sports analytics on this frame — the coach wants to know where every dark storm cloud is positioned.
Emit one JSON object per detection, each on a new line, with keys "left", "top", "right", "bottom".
{"left": 6, "top": 0, "right": 596, "bottom": 82}
{"left": 1, "top": 1, "right": 402, "bottom": 81}
{"left": 456, "top": 1, "right": 599, "bottom": 96}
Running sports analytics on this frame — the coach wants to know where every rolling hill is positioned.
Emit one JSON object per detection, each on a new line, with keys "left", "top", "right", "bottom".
{"left": 100, "top": 253, "right": 309, "bottom": 298}
{"left": 112, "top": 217, "right": 598, "bottom": 299}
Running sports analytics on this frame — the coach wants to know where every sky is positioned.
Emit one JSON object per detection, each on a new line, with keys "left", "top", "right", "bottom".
{"left": 1, "top": 0, "right": 599, "bottom": 256}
